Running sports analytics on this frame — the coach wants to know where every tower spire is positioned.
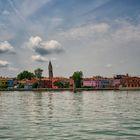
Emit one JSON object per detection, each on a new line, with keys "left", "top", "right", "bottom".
{"left": 48, "top": 60, "right": 53, "bottom": 79}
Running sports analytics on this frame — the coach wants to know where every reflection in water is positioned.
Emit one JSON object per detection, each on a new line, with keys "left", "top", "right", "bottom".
{"left": 0, "top": 91, "right": 140, "bottom": 140}
{"left": 71, "top": 92, "right": 83, "bottom": 117}
{"left": 47, "top": 92, "right": 54, "bottom": 118}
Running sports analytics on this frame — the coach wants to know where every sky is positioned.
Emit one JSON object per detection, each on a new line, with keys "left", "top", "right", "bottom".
{"left": 0, "top": 0, "right": 140, "bottom": 77}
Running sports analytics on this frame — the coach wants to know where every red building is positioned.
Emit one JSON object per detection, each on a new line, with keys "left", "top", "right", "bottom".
{"left": 40, "top": 78, "right": 52, "bottom": 88}
{"left": 121, "top": 76, "right": 140, "bottom": 88}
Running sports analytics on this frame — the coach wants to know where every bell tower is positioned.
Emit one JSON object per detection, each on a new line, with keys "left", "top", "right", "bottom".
{"left": 48, "top": 61, "right": 53, "bottom": 79}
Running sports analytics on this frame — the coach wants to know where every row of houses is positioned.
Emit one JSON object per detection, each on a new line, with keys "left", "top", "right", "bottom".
{"left": 1, "top": 74, "right": 140, "bottom": 90}
{"left": 83, "top": 74, "right": 140, "bottom": 89}
{"left": 20, "top": 77, "right": 74, "bottom": 90}
{"left": 0, "top": 77, "right": 74, "bottom": 90}
{"left": 0, "top": 77, "right": 14, "bottom": 89}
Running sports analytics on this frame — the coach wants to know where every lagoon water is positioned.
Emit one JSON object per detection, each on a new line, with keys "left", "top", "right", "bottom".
{"left": 0, "top": 91, "right": 140, "bottom": 140}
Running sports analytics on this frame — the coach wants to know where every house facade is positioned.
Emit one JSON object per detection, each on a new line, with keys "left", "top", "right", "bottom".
{"left": 0, "top": 78, "right": 7, "bottom": 89}
{"left": 121, "top": 77, "right": 140, "bottom": 88}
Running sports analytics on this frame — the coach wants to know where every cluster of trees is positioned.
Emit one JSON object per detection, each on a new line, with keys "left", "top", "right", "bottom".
{"left": 17, "top": 71, "right": 35, "bottom": 80}
{"left": 17, "top": 68, "right": 43, "bottom": 80}
{"left": 16, "top": 69, "right": 83, "bottom": 88}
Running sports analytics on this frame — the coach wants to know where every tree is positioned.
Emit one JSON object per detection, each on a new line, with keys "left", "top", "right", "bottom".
{"left": 32, "top": 82, "right": 38, "bottom": 88}
{"left": 53, "top": 81, "right": 70, "bottom": 88}
{"left": 34, "top": 68, "right": 43, "bottom": 78}
{"left": 54, "top": 81, "right": 63, "bottom": 88}
{"left": 17, "top": 71, "right": 35, "bottom": 80}
{"left": 17, "top": 83, "right": 24, "bottom": 88}
{"left": 72, "top": 71, "right": 83, "bottom": 88}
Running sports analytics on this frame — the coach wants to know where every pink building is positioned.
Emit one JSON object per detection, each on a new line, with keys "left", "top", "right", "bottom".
{"left": 83, "top": 78, "right": 97, "bottom": 87}
{"left": 113, "top": 79, "right": 121, "bottom": 88}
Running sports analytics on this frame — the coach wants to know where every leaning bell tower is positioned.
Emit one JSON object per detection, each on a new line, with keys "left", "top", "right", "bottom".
{"left": 48, "top": 61, "right": 53, "bottom": 79}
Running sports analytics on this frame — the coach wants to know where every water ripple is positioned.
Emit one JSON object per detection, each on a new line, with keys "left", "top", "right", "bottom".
{"left": 0, "top": 91, "right": 140, "bottom": 140}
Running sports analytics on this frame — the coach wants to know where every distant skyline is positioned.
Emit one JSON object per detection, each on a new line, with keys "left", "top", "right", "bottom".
{"left": 0, "top": 0, "right": 140, "bottom": 77}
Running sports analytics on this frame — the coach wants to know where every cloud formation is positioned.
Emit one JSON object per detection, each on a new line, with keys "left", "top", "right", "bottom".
{"left": 27, "top": 36, "right": 63, "bottom": 55}
{"left": 31, "top": 55, "right": 48, "bottom": 62}
{"left": 59, "top": 23, "right": 110, "bottom": 40}
{"left": 0, "top": 60, "right": 9, "bottom": 68}
{"left": 0, "top": 41, "right": 15, "bottom": 54}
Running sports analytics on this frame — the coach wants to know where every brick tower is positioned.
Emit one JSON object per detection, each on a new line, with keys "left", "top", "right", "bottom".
{"left": 48, "top": 61, "right": 53, "bottom": 79}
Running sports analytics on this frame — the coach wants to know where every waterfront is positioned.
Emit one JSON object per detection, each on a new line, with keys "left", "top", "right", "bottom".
{"left": 0, "top": 91, "right": 140, "bottom": 140}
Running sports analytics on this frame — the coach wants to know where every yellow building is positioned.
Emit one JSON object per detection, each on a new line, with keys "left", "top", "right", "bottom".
{"left": 0, "top": 78, "right": 7, "bottom": 89}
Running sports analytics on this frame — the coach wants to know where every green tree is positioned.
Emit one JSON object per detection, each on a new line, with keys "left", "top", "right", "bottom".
{"left": 54, "top": 81, "right": 70, "bottom": 88}
{"left": 54, "top": 81, "right": 64, "bottom": 88}
{"left": 34, "top": 68, "right": 43, "bottom": 78}
{"left": 32, "top": 82, "right": 38, "bottom": 88}
{"left": 17, "top": 71, "right": 35, "bottom": 80}
{"left": 72, "top": 71, "right": 83, "bottom": 88}
{"left": 17, "top": 83, "right": 24, "bottom": 88}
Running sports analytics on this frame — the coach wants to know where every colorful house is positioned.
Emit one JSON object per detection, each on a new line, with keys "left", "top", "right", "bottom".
{"left": 99, "top": 79, "right": 110, "bottom": 88}
{"left": 25, "top": 79, "right": 39, "bottom": 89}
{"left": 120, "top": 76, "right": 140, "bottom": 88}
{"left": 83, "top": 78, "right": 97, "bottom": 88}
{"left": 40, "top": 78, "right": 52, "bottom": 88}
{"left": 7, "top": 79, "right": 14, "bottom": 89}
{"left": 69, "top": 78, "right": 74, "bottom": 89}
{"left": 0, "top": 78, "right": 7, "bottom": 89}
{"left": 113, "top": 79, "right": 121, "bottom": 88}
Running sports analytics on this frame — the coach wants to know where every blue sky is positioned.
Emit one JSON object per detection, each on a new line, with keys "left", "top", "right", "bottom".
{"left": 0, "top": 0, "right": 140, "bottom": 77}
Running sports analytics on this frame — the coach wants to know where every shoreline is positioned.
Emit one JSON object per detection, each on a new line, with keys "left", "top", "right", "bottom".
{"left": 0, "top": 88, "right": 140, "bottom": 92}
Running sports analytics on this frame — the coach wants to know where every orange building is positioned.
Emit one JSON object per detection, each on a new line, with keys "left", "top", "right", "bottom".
{"left": 121, "top": 76, "right": 140, "bottom": 88}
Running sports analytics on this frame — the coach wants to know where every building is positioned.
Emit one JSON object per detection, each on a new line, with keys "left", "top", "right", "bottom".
{"left": 83, "top": 77, "right": 113, "bottom": 89}
{"left": 120, "top": 76, "right": 140, "bottom": 88}
{"left": 113, "top": 79, "right": 121, "bottom": 88}
{"left": 0, "top": 77, "right": 7, "bottom": 89}
{"left": 69, "top": 78, "right": 74, "bottom": 89}
{"left": 98, "top": 79, "right": 111, "bottom": 88}
{"left": 40, "top": 78, "right": 52, "bottom": 88}
{"left": 25, "top": 79, "right": 39, "bottom": 89}
{"left": 7, "top": 79, "right": 14, "bottom": 89}
{"left": 112, "top": 75, "right": 123, "bottom": 88}
{"left": 48, "top": 61, "right": 53, "bottom": 79}
{"left": 83, "top": 78, "right": 97, "bottom": 88}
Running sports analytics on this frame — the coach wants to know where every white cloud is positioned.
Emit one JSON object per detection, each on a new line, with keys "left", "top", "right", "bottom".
{"left": 0, "top": 60, "right": 9, "bottom": 67}
{"left": 59, "top": 23, "right": 110, "bottom": 40}
{"left": 31, "top": 55, "right": 48, "bottom": 62}
{"left": 110, "top": 23, "right": 140, "bottom": 44}
{"left": 29, "top": 36, "right": 42, "bottom": 47}
{"left": 0, "top": 41, "right": 15, "bottom": 54}
{"left": 57, "top": 21, "right": 140, "bottom": 46}
{"left": 27, "top": 36, "right": 63, "bottom": 55}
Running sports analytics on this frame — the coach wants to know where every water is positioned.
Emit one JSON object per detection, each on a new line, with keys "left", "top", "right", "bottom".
{"left": 0, "top": 91, "right": 140, "bottom": 140}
